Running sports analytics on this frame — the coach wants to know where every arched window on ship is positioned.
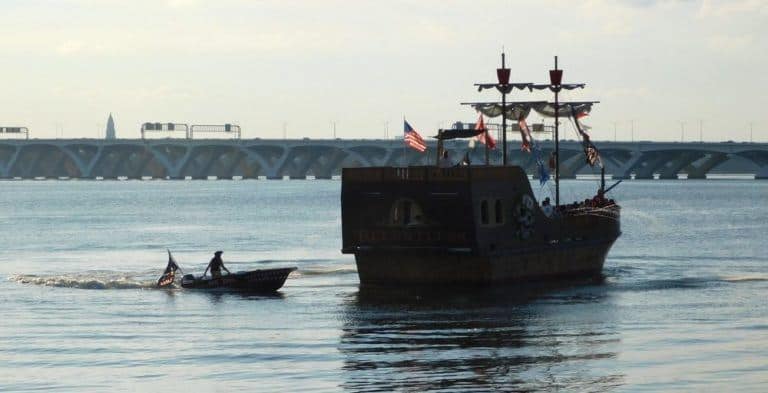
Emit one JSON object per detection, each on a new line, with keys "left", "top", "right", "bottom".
{"left": 390, "top": 198, "right": 425, "bottom": 226}
{"left": 480, "top": 200, "right": 489, "bottom": 225}
{"left": 495, "top": 199, "right": 503, "bottom": 224}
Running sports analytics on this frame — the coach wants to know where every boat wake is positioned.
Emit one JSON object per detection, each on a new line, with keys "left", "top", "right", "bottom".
{"left": 720, "top": 275, "right": 768, "bottom": 283}
{"left": 9, "top": 271, "right": 159, "bottom": 290}
{"left": 8, "top": 259, "right": 354, "bottom": 290}
{"left": 606, "top": 274, "right": 768, "bottom": 293}
{"left": 294, "top": 264, "right": 357, "bottom": 277}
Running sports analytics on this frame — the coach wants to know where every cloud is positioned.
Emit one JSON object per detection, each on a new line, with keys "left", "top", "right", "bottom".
{"left": 0, "top": 0, "right": 765, "bottom": 140}
{"left": 698, "top": 0, "right": 767, "bottom": 18}
{"left": 164, "top": 0, "right": 203, "bottom": 8}
{"left": 55, "top": 40, "right": 85, "bottom": 56}
{"left": 594, "top": 86, "right": 652, "bottom": 99}
{"left": 707, "top": 33, "right": 754, "bottom": 52}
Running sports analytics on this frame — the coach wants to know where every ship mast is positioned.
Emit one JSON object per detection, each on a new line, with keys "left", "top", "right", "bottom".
{"left": 549, "top": 56, "right": 563, "bottom": 207}
{"left": 497, "top": 53, "right": 510, "bottom": 165}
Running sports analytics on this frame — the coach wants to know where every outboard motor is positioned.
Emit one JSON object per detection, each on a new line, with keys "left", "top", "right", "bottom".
{"left": 181, "top": 274, "right": 195, "bottom": 286}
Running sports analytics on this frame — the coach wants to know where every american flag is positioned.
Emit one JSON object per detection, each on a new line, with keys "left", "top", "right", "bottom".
{"left": 404, "top": 120, "right": 426, "bottom": 152}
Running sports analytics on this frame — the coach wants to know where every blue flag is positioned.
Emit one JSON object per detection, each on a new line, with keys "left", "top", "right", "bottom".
{"left": 533, "top": 141, "right": 549, "bottom": 186}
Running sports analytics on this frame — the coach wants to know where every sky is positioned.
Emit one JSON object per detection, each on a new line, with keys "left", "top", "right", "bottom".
{"left": 0, "top": 0, "right": 765, "bottom": 142}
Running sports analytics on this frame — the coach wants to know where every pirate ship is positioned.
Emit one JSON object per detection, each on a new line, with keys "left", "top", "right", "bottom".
{"left": 341, "top": 55, "right": 621, "bottom": 286}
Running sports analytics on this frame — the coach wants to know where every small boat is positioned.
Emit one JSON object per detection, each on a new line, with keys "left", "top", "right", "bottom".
{"left": 180, "top": 267, "right": 297, "bottom": 292}
{"left": 157, "top": 250, "right": 296, "bottom": 292}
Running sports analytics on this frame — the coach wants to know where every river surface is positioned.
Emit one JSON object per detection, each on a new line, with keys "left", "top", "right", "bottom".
{"left": 1, "top": 179, "right": 766, "bottom": 392}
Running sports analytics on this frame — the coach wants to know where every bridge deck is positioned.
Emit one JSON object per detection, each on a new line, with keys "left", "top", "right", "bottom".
{"left": 0, "top": 139, "right": 766, "bottom": 179}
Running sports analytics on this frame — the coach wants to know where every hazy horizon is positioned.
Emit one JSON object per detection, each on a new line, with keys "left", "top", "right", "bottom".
{"left": 0, "top": 0, "right": 765, "bottom": 142}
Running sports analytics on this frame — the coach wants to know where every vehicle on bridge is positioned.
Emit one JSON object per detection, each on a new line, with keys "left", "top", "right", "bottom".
{"left": 0, "top": 126, "right": 29, "bottom": 140}
{"left": 341, "top": 55, "right": 621, "bottom": 286}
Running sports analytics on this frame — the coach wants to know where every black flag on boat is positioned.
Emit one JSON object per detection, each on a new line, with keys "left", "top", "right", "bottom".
{"left": 157, "top": 250, "right": 181, "bottom": 287}
{"left": 570, "top": 108, "right": 602, "bottom": 167}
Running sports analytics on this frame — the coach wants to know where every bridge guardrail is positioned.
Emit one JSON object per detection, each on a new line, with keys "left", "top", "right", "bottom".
{"left": 189, "top": 124, "right": 241, "bottom": 140}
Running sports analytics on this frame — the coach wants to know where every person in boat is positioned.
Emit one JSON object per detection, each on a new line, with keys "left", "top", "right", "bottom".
{"left": 203, "top": 251, "right": 230, "bottom": 279}
{"left": 439, "top": 150, "right": 452, "bottom": 168}
{"left": 459, "top": 151, "right": 471, "bottom": 166}
{"left": 541, "top": 197, "right": 554, "bottom": 217}
{"left": 592, "top": 189, "right": 607, "bottom": 207}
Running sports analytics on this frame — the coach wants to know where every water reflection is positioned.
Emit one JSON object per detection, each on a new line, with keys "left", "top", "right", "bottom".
{"left": 197, "top": 291, "right": 285, "bottom": 304}
{"left": 339, "top": 282, "right": 623, "bottom": 391}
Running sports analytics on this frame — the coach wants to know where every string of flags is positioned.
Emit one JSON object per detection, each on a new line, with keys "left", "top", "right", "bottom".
{"left": 402, "top": 111, "right": 596, "bottom": 186}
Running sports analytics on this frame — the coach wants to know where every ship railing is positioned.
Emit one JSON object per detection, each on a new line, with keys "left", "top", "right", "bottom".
{"left": 344, "top": 166, "right": 525, "bottom": 183}
{"left": 389, "top": 166, "right": 469, "bottom": 182}
{"left": 189, "top": 124, "right": 241, "bottom": 140}
{"left": 562, "top": 205, "right": 620, "bottom": 221}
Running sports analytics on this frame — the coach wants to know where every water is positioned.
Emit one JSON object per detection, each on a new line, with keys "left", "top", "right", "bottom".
{"left": 1, "top": 179, "right": 766, "bottom": 392}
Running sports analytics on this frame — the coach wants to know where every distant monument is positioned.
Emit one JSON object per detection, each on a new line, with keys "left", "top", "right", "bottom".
{"left": 105, "top": 113, "right": 116, "bottom": 139}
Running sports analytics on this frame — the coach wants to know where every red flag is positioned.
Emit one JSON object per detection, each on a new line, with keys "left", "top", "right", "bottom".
{"left": 474, "top": 114, "right": 496, "bottom": 149}
{"left": 518, "top": 116, "right": 532, "bottom": 153}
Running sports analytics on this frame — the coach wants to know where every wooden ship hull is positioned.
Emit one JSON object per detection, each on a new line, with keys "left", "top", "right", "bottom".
{"left": 354, "top": 240, "right": 615, "bottom": 285}
{"left": 341, "top": 166, "right": 620, "bottom": 286}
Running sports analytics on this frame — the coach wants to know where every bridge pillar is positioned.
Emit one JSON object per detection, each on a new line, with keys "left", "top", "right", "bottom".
{"left": 734, "top": 150, "right": 768, "bottom": 179}
{"left": 685, "top": 153, "right": 729, "bottom": 179}
{"left": 613, "top": 150, "right": 643, "bottom": 179}
{"left": 310, "top": 149, "right": 346, "bottom": 178}
{"left": 559, "top": 151, "right": 587, "bottom": 179}
{"left": 633, "top": 154, "right": 672, "bottom": 179}
{"left": 0, "top": 145, "right": 20, "bottom": 178}
{"left": 659, "top": 151, "right": 703, "bottom": 179}
{"left": 757, "top": 166, "right": 768, "bottom": 179}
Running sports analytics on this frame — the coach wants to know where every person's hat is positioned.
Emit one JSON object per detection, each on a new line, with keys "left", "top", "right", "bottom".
{"left": 215, "top": 251, "right": 223, "bottom": 255}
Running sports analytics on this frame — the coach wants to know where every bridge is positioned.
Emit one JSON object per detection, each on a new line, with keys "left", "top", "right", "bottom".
{"left": 0, "top": 139, "right": 766, "bottom": 180}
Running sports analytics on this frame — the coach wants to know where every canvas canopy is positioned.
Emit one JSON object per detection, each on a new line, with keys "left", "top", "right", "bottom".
{"left": 467, "top": 101, "right": 597, "bottom": 120}
{"left": 475, "top": 83, "right": 585, "bottom": 94}
{"left": 433, "top": 128, "right": 485, "bottom": 140}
